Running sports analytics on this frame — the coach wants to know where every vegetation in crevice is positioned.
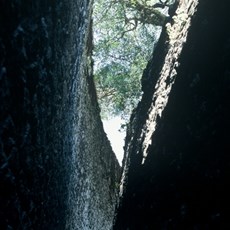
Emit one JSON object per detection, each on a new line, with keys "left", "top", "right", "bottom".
{"left": 93, "top": 0, "right": 175, "bottom": 120}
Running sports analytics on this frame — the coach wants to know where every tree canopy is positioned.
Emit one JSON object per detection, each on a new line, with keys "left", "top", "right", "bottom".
{"left": 93, "top": 0, "right": 173, "bottom": 119}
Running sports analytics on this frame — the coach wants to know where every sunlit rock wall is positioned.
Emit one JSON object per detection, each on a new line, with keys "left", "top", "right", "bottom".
{"left": 0, "top": 1, "right": 120, "bottom": 229}
{"left": 115, "top": 0, "right": 230, "bottom": 228}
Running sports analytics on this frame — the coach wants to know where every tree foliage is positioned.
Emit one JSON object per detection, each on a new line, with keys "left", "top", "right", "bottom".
{"left": 93, "top": 0, "right": 172, "bottom": 119}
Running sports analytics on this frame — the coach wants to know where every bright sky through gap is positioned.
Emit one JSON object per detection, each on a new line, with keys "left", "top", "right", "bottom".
{"left": 103, "top": 117, "right": 125, "bottom": 165}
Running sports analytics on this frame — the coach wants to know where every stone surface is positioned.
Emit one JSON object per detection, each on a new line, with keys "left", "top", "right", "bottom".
{"left": 0, "top": 1, "right": 120, "bottom": 229}
{"left": 115, "top": 0, "right": 230, "bottom": 229}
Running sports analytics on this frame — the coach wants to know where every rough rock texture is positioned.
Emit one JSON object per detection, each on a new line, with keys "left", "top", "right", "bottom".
{"left": 115, "top": 0, "right": 230, "bottom": 229}
{"left": 0, "top": 1, "right": 120, "bottom": 229}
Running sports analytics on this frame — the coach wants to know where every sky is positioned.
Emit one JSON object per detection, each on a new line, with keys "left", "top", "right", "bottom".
{"left": 102, "top": 116, "right": 126, "bottom": 165}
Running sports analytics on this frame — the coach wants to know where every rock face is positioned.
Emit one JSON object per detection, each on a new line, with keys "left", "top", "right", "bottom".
{"left": 0, "top": 1, "right": 120, "bottom": 229}
{"left": 115, "top": 0, "right": 230, "bottom": 229}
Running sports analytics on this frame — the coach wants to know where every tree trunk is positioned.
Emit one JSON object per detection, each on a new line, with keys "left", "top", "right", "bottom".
{"left": 115, "top": 0, "right": 230, "bottom": 229}
{"left": 0, "top": 1, "right": 120, "bottom": 229}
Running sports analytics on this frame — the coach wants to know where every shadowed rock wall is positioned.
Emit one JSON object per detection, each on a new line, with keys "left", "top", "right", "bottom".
{"left": 115, "top": 0, "right": 230, "bottom": 229}
{"left": 0, "top": 1, "right": 120, "bottom": 229}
